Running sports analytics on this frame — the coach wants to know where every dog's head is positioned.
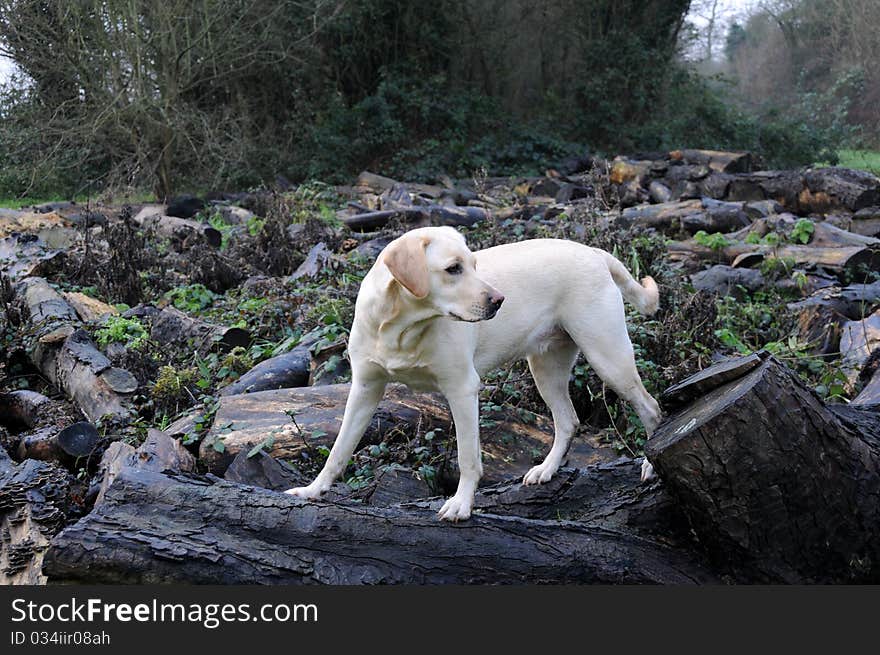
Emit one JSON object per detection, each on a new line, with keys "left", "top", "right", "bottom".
{"left": 381, "top": 226, "right": 504, "bottom": 322}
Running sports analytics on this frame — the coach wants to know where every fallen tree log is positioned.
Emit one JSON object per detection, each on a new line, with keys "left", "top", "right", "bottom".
{"left": 412, "top": 459, "right": 692, "bottom": 546}
{"left": 0, "top": 232, "right": 68, "bottom": 282}
{"left": 219, "top": 347, "right": 311, "bottom": 396}
{"left": 788, "top": 280, "right": 880, "bottom": 353}
{"left": 14, "top": 278, "right": 134, "bottom": 424}
{"left": 198, "top": 383, "right": 615, "bottom": 483}
{"left": 150, "top": 305, "right": 250, "bottom": 353}
{"left": 43, "top": 466, "right": 718, "bottom": 584}
{"left": 721, "top": 167, "right": 880, "bottom": 213}
{"left": 0, "top": 390, "right": 90, "bottom": 468}
{"left": 669, "top": 149, "right": 753, "bottom": 173}
{"left": 667, "top": 239, "right": 880, "bottom": 278}
{"left": 853, "top": 350, "right": 880, "bottom": 405}
{"left": 839, "top": 309, "right": 880, "bottom": 388}
{"left": 341, "top": 205, "right": 488, "bottom": 232}
{"left": 0, "top": 390, "right": 56, "bottom": 431}
{"left": 92, "top": 429, "right": 195, "bottom": 507}
{"left": 133, "top": 206, "right": 221, "bottom": 249}
{"left": 617, "top": 199, "right": 749, "bottom": 235}
{"left": 646, "top": 353, "right": 880, "bottom": 583}
{"left": 17, "top": 421, "right": 99, "bottom": 465}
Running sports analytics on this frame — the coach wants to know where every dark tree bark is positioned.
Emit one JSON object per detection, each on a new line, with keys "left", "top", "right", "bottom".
{"left": 0, "top": 458, "right": 71, "bottom": 584}
{"left": 788, "top": 280, "right": 880, "bottom": 354}
{"left": 43, "top": 466, "right": 718, "bottom": 585}
{"left": 721, "top": 168, "right": 880, "bottom": 213}
{"left": 342, "top": 205, "right": 488, "bottom": 232}
{"left": 645, "top": 353, "right": 880, "bottom": 583}
{"left": 219, "top": 347, "right": 311, "bottom": 396}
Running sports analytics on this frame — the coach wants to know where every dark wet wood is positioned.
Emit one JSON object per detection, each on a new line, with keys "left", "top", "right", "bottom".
{"left": 646, "top": 355, "right": 880, "bottom": 583}
{"left": 44, "top": 466, "right": 718, "bottom": 584}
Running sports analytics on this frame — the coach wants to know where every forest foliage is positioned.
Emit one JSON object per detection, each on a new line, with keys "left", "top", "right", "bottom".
{"left": 0, "top": 0, "right": 872, "bottom": 199}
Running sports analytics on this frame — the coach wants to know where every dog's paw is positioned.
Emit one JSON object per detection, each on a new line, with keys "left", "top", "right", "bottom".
{"left": 640, "top": 458, "right": 656, "bottom": 482}
{"left": 437, "top": 494, "right": 473, "bottom": 522}
{"left": 523, "top": 462, "right": 558, "bottom": 485}
{"left": 284, "top": 484, "right": 325, "bottom": 500}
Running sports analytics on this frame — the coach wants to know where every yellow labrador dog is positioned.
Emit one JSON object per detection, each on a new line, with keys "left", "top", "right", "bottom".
{"left": 286, "top": 226, "right": 661, "bottom": 521}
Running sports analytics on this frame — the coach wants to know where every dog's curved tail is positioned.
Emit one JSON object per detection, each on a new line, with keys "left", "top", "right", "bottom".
{"left": 601, "top": 251, "right": 659, "bottom": 315}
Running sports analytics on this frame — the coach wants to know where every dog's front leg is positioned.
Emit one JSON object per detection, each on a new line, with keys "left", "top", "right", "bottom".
{"left": 438, "top": 373, "right": 482, "bottom": 522}
{"left": 285, "top": 377, "right": 386, "bottom": 499}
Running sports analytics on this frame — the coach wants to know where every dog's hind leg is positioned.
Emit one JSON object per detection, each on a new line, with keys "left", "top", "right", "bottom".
{"left": 563, "top": 293, "right": 662, "bottom": 480}
{"left": 523, "top": 338, "right": 580, "bottom": 485}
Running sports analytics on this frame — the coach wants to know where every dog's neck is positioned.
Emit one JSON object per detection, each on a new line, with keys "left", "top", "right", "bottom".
{"left": 360, "top": 266, "right": 444, "bottom": 364}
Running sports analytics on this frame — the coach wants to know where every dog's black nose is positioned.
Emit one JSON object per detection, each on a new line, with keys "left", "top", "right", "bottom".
{"left": 489, "top": 292, "right": 505, "bottom": 309}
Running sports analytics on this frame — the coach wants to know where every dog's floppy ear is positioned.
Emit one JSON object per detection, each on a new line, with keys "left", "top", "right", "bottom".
{"left": 383, "top": 234, "right": 430, "bottom": 299}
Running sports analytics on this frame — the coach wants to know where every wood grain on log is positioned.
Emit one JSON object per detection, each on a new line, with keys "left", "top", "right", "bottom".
{"left": 0, "top": 459, "right": 71, "bottom": 585}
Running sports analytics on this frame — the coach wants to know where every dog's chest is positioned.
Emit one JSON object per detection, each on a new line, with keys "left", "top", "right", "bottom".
{"left": 373, "top": 356, "right": 439, "bottom": 392}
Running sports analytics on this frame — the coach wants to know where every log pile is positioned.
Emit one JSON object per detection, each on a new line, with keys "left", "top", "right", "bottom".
{"left": 4, "top": 151, "right": 880, "bottom": 586}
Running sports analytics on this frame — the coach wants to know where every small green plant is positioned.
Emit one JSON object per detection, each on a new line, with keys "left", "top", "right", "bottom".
{"left": 151, "top": 365, "right": 198, "bottom": 417}
{"left": 790, "top": 219, "right": 815, "bottom": 244}
{"left": 238, "top": 296, "right": 268, "bottom": 314}
{"left": 694, "top": 230, "right": 730, "bottom": 251}
{"left": 745, "top": 232, "right": 762, "bottom": 245}
{"left": 165, "top": 284, "right": 217, "bottom": 312}
{"left": 95, "top": 315, "right": 147, "bottom": 349}
{"left": 760, "top": 231, "right": 782, "bottom": 246}
{"left": 246, "top": 215, "right": 266, "bottom": 236}
{"left": 759, "top": 256, "right": 796, "bottom": 278}
{"left": 207, "top": 213, "right": 235, "bottom": 250}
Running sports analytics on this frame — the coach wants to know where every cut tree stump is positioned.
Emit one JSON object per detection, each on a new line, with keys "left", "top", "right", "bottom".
{"left": 43, "top": 466, "right": 718, "bottom": 584}
{"left": 645, "top": 353, "right": 880, "bottom": 583}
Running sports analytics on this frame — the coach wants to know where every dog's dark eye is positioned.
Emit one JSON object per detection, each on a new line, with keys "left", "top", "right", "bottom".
{"left": 445, "top": 263, "right": 463, "bottom": 275}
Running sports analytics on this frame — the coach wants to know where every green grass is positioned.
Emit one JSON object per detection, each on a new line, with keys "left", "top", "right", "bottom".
{"left": 0, "top": 195, "right": 73, "bottom": 210}
{"left": 0, "top": 189, "right": 155, "bottom": 210}
{"left": 817, "top": 149, "right": 880, "bottom": 175}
